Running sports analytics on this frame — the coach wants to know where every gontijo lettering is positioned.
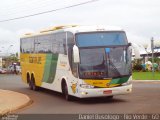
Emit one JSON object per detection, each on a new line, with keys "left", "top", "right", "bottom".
{"left": 29, "top": 56, "right": 41, "bottom": 64}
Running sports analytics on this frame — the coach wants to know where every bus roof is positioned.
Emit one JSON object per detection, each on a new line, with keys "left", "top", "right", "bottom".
{"left": 21, "top": 25, "right": 124, "bottom": 38}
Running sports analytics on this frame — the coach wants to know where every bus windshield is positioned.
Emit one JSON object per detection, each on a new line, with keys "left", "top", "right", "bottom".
{"left": 79, "top": 47, "right": 132, "bottom": 79}
{"left": 76, "top": 32, "right": 131, "bottom": 79}
{"left": 76, "top": 31, "right": 128, "bottom": 47}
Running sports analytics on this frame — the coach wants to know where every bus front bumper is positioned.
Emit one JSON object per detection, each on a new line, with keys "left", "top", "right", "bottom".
{"left": 78, "top": 84, "right": 132, "bottom": 98}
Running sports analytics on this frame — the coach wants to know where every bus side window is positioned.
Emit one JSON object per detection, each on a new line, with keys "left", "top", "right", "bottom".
{"left": 21, "top": 37, "right": 34, "bottom": 53}
{"left": 67, "top": 32, "right": 78, "bottom": 78}
{"left": 52, "top": 32, "right": 67, "bottom": 55}
{"left": 35, "top": 35, "right": 52, "bottom": 53}
{"left": 71, "top": 52, "right": 78, "bottom": 77}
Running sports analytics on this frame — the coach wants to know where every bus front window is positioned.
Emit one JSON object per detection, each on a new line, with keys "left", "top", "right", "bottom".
{"left": 76, "top": 31, "right": 132, "bottom": 79}
{"left": 106, "top": 47, "right": 132, "bottom": 78}
{"left": 79, "top": 47, "right": 131, "bottom": 79}
{"left": 76, "top": 31, "right": 128, "bottom": 47}
{"left": 79, "top": 48, "right": 106, "bottom": 79}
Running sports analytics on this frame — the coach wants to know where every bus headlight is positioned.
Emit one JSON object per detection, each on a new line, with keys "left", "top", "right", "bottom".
{"left": 80, "top": 84, "right": 94, "bottom": 89}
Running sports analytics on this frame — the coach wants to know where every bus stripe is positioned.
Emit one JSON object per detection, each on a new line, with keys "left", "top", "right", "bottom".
{"left": 42, "top": 54, "right": 58, "bottom": 83}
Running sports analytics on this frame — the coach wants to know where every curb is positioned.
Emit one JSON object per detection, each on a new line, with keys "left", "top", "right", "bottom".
{"left": 0, "top": 90, "right": 32, "bottom": 116}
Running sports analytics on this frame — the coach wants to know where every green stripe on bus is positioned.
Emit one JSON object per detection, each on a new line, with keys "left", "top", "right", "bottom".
{"left": 43, "top": 54, "right": 58, "bottom": 83}
{"left": 110, "top": 76, "right": 129, "bottom": 84}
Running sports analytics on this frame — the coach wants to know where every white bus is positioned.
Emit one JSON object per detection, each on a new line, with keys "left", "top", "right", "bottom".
{"left": 20, "top": 25, "right": 132, "bottom": 100}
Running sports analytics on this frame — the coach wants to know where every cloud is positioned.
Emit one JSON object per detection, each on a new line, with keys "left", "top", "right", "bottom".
{"left": 126, "top": 32, "right": 149, "bottom": 44}
{"left": 0, "top": 0, "right": 160, "bottom": 54}
{"left": 0, "top": 28, "right": 34, "bottom": 54}
{"left": 0, "top": 28, "right": 18, "bottom": 55}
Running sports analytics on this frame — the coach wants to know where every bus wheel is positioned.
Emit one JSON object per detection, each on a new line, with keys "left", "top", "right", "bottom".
{"left": 29, "top": 81, "right": 33, "bottom": 90}
{"left": 30, "top": 75, "right": 38, "bottom": 91}
{"left": 62, "top": 82, "right": 72, "bottom": 101}
{"left": 27, "top": 74, "right": 33, "bottom": 90}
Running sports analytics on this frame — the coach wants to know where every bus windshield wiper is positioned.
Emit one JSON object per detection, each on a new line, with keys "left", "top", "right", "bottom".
{"left": 108, "top": 59, "right": 121, "bottom": 77}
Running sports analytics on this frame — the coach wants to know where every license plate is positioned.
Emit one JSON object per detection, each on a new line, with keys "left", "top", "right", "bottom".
{"left": 103, "top": 90, "right": 112, "bottom": 94}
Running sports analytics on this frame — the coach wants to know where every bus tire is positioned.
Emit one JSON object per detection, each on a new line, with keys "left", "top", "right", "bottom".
{"left": 62, "top": 81, "right": 72, "bottom": 101}
{"left": 27, "top": 74, "right": 33, "bottom": 90}
{"left": 31, "top": 75, "right": 38, "bottom": 91}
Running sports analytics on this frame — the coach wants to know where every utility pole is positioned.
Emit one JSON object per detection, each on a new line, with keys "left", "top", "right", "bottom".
{"left": 151, "top": 37, "right": 154, "bottom": 77}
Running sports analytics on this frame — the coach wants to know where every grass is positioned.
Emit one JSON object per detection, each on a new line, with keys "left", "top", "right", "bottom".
{"left": 132, "top": 71, "right": 160, "bottom": 80}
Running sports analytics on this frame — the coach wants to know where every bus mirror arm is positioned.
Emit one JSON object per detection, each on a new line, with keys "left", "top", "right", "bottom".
{"left": 73, "top": 45, "right": 80, "bottom": 63}
{"left": 128, "top": 43, "right": 132, "bottom": 46}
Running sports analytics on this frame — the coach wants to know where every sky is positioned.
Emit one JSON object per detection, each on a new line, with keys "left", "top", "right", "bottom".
{"left": 0, "top": 0, "right": 160, "bottom": 55}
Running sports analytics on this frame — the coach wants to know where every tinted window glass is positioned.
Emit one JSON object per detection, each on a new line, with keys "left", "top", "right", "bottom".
{"left": 20, "top": 37, "right": 34, "bottom": 53}
{"left": 35, "top": 35, "right": 52, "bottom": 53}
{"left": 21, "top": 32, "right": 67, "bottom": 54}
{"left": 76, "top": 32, "right": 128, "bottom": 47}
{"left": 67, "top": 32, "right": 78, "bottom": 77}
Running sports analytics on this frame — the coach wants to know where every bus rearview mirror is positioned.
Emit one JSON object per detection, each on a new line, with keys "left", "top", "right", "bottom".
{"left": 73, "top": 45, "right": 80, "bottom": 63}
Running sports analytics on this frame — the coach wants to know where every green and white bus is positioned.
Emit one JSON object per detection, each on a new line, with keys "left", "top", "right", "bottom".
{"left": 20, "top": 25, "right": 132, "bottom": 100}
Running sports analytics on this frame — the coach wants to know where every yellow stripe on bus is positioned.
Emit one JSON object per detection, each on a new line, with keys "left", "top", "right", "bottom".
{"left": 20, "top": 54, "right": 46, "bottom": 86}
{"left": 84, "top": 79, "right": 112, "bottom": 88}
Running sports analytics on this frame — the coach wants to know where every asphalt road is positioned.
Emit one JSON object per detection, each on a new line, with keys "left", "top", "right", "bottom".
{"left": 0, "top": 74, "right": 160, "bottom": 114}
